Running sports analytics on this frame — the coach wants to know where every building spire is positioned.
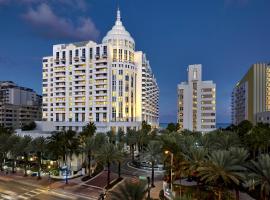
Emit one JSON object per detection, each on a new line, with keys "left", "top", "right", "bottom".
{"left": 115, "top": 6, "right": 122, "bottom": 25}
{"left": 117, "top": 7, "right": 121, "bottom": 21}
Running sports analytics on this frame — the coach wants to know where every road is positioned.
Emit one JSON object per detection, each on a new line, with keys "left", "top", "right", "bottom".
{"left": 0, "top": 178, "right": 93, "bottom": 200}
{"left": 111, "top": 159, "right": 164, "bottom": 180}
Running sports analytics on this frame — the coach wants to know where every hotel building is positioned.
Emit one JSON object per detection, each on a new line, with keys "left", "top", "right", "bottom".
{"left": 231, "top": 63, "right": 270, "bottom": 125}
{"left": 0, "top": 81, "right": 42, "bottom": 129}
{"left": 177, "top": 64, "right": 216, "bottom": 132}
{"left": 42, "top": 9, "right": 159, "bottom": 133}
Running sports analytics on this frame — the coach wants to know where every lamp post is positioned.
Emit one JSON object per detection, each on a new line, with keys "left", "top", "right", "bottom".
{"left": 48, "top": 165, "right": 51, "bottom": 185}
{"left": 165, "top": 150, "right": 173, "bottom": 190}
{"left": 147, "top": 176, "right": 151, "bottom": 200}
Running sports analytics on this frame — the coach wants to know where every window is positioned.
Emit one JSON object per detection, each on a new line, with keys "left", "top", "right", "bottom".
{"left": 124, "top": 50, "right": 127, "bottom": 61}
{"left": 96, "top": 113, "right": 99, "bottom": 122}
{"left": 131, "top": 76, "right": 134, "bottom": 87}
{"left": 119, "top": 80, "right": 123, "bottom": 96}
{"left": 112, "top": 74, "right": 116, "bottom": 91}
{"left": 96, "top": 47, "right": 100, "bottom": 57}
{"left": 119, "top": 70, "right": 123, "bottom": 75}
{"left": 75, "top": 49, "right": 79, "bottom": 57}
{"left": 119, "top": 49, "right": 123, "bottom": 61}
{"left": 82, "top": 48, "right": 85, "bottom": 58}
{"left": 112, "top": 107, "right": 116, "bottom": 121}
{"left": 69, "top": 50, "right": 72, "bottom": 64}
{"left": 193, "top": 69, "right": 198, "bottom": 79}
{"left": 119, "top": 102, "right": 123, "bottom": 118}
{"left": 103, "top": 46, "right": 107, "bottom": 55}
{"left": 89, "top": 48, "right": 93, "bottom": 59}
{"left": 113, "top": 49, "right": 117, "bottom": 61}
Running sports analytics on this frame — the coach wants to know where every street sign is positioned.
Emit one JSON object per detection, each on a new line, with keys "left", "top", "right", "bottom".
{"left": 139, "top": 176, "right": 147, "bottom": 180}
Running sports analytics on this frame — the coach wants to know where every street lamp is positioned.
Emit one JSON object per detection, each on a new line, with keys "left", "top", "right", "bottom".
{"left": 147, "top": 176, "right": 151, "bottom": 200}
{"left": 165, "top": 150, "right": 173, "bottom": 190}
{"left": 48, "top": 165, "right": 51, "bottom": 187}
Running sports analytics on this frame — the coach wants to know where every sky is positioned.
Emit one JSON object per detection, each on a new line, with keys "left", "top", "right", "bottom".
{"left": 0, "top": 0, "right": 269, "bottom": 123}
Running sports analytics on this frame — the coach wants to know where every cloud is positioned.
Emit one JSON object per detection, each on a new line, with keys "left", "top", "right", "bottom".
{"left": 22, "top": 3, "right": 99, "bottom": 41}
{"left": 0, "top": 0, "right": 88, "bottom": 11}
{"left": 0, "top": 0, "right": 10, "bottom": 5}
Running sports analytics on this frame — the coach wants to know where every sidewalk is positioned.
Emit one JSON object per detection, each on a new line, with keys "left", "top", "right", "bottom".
{"left": 150, "top": 180, "right": 163, "bottom": 200}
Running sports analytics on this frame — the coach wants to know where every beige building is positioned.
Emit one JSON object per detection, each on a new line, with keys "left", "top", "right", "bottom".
{"left": 42, "top": 9, "right": 159, "bottom": 133}
{"left": 0, "top": 81, "right": 42, "bottom": 129}
{"left": 231, "top": 63, "right": 270, "bottom": 125}
{"left": 177, "top": 64, "right": 216, "bottom": 132}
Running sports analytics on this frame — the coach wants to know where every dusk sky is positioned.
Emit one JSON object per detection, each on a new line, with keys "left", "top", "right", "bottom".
{"left": 0, "top": 0, "right": 269, "bottom": 123}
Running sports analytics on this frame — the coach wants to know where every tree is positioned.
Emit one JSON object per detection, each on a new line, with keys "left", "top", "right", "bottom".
{"left": 0, "top": 133, "right": 11, "bottom": 171}
{"left": 116, "top": 143, "right": 125, "bottom": 179}
{"left": 247, "top": 154, "right": 270, "bottom": 200}
{"left": 141, "top": 121, "right": 151, "bottom": 134}
{"left": 0, "top": 125, "right": 11, "bottom": 135}
{"left": 47, "top": 130, "right": 80, "bottom": 183}
{"left": 29, "top": 137, "right": 46, "bottom": 179}
{"left": 21, "top": 121, "right": 36, "bottom": 131}
{"left": 167, "top": 123, "right": 176, "bottom": 133}
{"left": 107, "top": 130, "right": 117, "bottom": 144}
{"left": 237, "top": 120, "right": 253, "bottom": 139}
{"left": 8, "top": 135, "right": 21, "bottom": 173}
{"left": 136, "top": 130, "right": 149, "bottom": 152}
{"left": 110, "top": 180, "right": 147, "bottom": 200}
{"left": 19, "top": 135, "right": 32, "bottom": 177}
{"left": 197, "top": 150, "right": 247, "bottom": 200}
{"left": 126, "top": 129, "right": 137, "bottom": 162}
{"left": 211, "top": 131, "right": 241, "bottom": 150}
{"left": 81, "top": 122, "right": 96, "bottom": 139}
{"left": 143, "top": 140, "right": 162, "bottom": 187}
{"left": 96, "top": 142, "right": 121, "bottom": 187}
{"left": 84, "top": 136, "right": 96, "bottom": 177}
{"left": 117, "top": 129, "right": 125, "bottom": 144}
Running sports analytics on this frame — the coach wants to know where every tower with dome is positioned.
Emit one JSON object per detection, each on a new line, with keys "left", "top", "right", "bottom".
{"left": 41, "top": 8, "right": 159, "bottom": 133}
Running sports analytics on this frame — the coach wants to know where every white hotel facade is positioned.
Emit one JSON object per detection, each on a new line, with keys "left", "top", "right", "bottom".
{"left": 41, "top": 9, "right": 159, "bottom": 133}
{"left": 177, "top": 64, "right": 216, "bottom": 132}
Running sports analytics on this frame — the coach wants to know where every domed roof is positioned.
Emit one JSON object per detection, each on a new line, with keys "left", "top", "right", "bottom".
{"left": 102, "top": 8, "right": 134, "bottom": 44}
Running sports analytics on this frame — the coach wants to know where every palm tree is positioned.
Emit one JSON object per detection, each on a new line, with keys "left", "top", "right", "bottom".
{"left": 84, "top": 136, "right": 96, "bottom": 177}
{"left": 212, "top": 131, "right": 241, "bottom": 150}
{"left": 96, "top": 142, "right": 121, "bottom": 187}
{"left": 136, "top": 130, "right": 149, "bottom": 152}
{"left": 0, "top": 133, "right": 11, "bottom": 171}
{"left": 143, "top": 140, "right": 162, "bottom": 187}
{"left": 0, "top": 125, "right": 11, "bottom": 136}
{"left": 110, "top": 180, "right": 147, "bottom": 200}
{"left": 247, "top": 154, "right": 270, "bottom": 200}
{"left": 197, "top": 150, "right": 247, "bottom": 200}
{"left": 126, "top": 129, "right": 137, "bottom": 162}
{"left": 80, "top": 122, "right": 96, "bottom": 139}
{"left": 107, "top": 130, "right": 117, "bottom": 144}
{"left": 47, "top": 131, "right": 64, "bottom": 167}
{"left": 29, "top": 137, "right": 46, "bottom": 179}
{"left": 7, "top": 135, "right": 21, "bottom": 173}
{"left": 19, "top": 135, "right": 32, "bottom": 177}
{"left": 116, "top": 143, "right": 125, "bottom": 179}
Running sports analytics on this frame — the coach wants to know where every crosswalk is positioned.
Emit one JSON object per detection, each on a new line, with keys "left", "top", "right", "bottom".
{"left": 0, "top": 188, "right": 48, "bottom": 200}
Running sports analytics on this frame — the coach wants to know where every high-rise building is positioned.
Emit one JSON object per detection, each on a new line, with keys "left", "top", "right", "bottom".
{"left": 42, "top": 9, "right": 159, "bottom": 133}
{"left": 0, "top": 81, "right": 42, "bottom": 129}
{"left": 231, "top": 63, "right": 270, "bottom": 125}
{"left": 177, "top": 64, "right": 216, "bottom": 132}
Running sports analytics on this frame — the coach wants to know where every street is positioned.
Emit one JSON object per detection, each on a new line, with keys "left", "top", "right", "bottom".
{"left": 0, "top": 178, "right": 92, "bottom": 200}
